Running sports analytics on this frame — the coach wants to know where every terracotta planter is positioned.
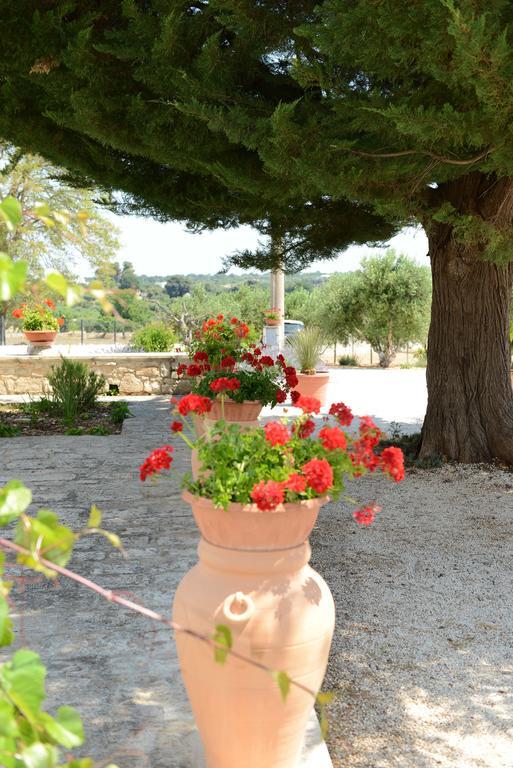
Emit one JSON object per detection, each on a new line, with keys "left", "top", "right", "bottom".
{"left": 24, "top": 330, "right": 58, "bottom": 345}
{"left": 173, "top": 492, "right": 334, "bottom": 768}
{"left": 209, "top": 399, "right": 262, "bottom": 422}
{"left": 295, "top": 371, "right": 330, "bottom": 407}
{"left": 264, "top": 318, "right": 280, "bottom": 327}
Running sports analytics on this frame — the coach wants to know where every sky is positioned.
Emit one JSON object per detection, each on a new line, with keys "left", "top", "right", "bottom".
{"left": 106, "top": 212, "right": 429, "bottom": 276}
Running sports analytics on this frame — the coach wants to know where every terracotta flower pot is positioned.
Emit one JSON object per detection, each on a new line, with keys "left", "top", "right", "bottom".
{"left": 264, "top": 318, "right": 280, "bottom": 326}
{"left": 24, "top": 330, "right": 58, "bottom": 345}
{"left": 173, "top": 492, "right": 334, "bottom": 768}
{"left": 295, "top": 371, "right": 330, "bottom": 407}
{"left": 209, "top": 399, "right": 262, "bottom": 422}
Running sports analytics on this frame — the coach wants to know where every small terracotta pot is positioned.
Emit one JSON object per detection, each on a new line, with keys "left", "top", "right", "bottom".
{"left": 264, "top": 318, "right": 280, "bottom": 326}
{"left": 174, "top": 493, "right": 334, "bottom": 768}
{"left": 209, "top": 399, "right": 262, "bottom": 422}
{"left": 24, "top": 330, "right": 58, "bottom": 345}
{"left": 295, "top": 371, "right": 330, "bottom": 407}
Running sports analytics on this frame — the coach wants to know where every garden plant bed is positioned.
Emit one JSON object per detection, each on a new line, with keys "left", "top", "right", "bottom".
{"left": 0, "top": 401, "right": 129, "bottom": 437}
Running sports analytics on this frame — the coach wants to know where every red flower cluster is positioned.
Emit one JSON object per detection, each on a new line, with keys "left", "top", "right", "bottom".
{"left": 329, "top": 402, "right": 354, "bottom": 426}
{"left": 177, "top": 393, "right": 213, "bottom": 416}
{"left": 194, "top": 351, "right": 209, "bottom": 363}
{"left": 284, "top": 366, "right": 298, "bottom": 389}
{"left": 44, "top": 298, "right": 56, "bottom": 310}
{"left": 302, "top": 458, "right": 333, "bottom": 494}
{"left": 221, "top": 355, "right": 236, "bottom": 368}
{"left": 294, "top": 418, "right": 315, "bottom": 439}
{"left": 380, "top": 446, "right": 405, "bottom": 482}
{"left": 264, "top": 421, "right": 291, "bottom": 446}
{"left": 171, "top": 421, "right": 183, "bottom": 432}
{"left": 11, "top": 308, "right": 23, "bottom": 319}
{"left": 210, "top": 377, "right": 241, "bottom": 393}
{"left": 187, "top": 364, "right": 202, "bottom": 377}
{"left": 296, "top": 395, "right": 321, "bottom": 414}
{"left": 353, "top": 503, "right": 382, "bottom": 526}
{"left": 250, "top": 480, "right": 285, "bottom": 511}
{"left": 290, "top": 390, "right": 301, "bottom": 405}
{"left": 260, "top": 355, "right": 274, "bottom": 367}
{"left": 276, "top": 389, "right": 287, "bottom": 403}
{"left": 283, "top": 473, "right": 307, "bottom": 493}
{"left": 140, "top": 445, "right": 174, "bottom": 481}
{"left": 319, "top": 426, "right": 347, "bottom": 451}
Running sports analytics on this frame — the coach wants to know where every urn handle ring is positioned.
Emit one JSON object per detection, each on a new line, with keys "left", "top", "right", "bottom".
{"left": 222, "top": 591, "right": 255, "bottom": 623}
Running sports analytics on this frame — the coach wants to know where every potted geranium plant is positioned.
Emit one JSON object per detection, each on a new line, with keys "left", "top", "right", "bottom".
{"left": 178, "top": 346, "right": 298, "bottom": 425}
{"left": 286, "top": 325, "right": 330, "bottom": 406}
{"left": 140, "top": 395, "right": 404, "bottom": 768}
{"left": 263, "top": 307, "right": 281, "bottom": 326}
{"left": 189, "top": 314, "right": 253, "bottom": 369}
{"left": 12, "top": 298, "right": 64, "bottom": 345}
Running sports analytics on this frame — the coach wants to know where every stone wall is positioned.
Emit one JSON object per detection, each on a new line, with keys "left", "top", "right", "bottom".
{"left": 0, "top": 353, "right": 193, "bottom": 396}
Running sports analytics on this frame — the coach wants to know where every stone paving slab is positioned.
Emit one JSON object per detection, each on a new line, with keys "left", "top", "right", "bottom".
{"left": 0, "top": 398, "right": 332, "bottom": 767}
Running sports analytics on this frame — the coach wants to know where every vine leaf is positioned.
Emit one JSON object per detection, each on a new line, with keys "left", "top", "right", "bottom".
{"left": 272, "top": 670, "right": 291, "bottom": 702}
{"left": 212, "top": 624, "right": 232, "bottom": 665}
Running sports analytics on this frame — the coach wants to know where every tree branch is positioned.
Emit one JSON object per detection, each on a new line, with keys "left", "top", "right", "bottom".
{"left": 0, "top": 537, "right": 316, "bottom": 700}
{"left": 334, "top": 145, "right": 496, "bottom": 167}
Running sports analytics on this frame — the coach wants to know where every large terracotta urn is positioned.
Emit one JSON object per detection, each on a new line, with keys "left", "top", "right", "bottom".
{"left": 173, "top": 491, "right": 335, "bottom": 768}
{"left": 295, "top": 372, "right": 330, "bottom": 407}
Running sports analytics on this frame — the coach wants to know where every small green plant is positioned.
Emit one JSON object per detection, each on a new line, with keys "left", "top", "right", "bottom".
{"left": 400, "top": 362, "right": 414, "bottom": 369}
{"left": 110, "top": 401, "right": 132, "bottom": 424}
{"left": 48, "top": 357, "right": 106, "bottom": 427}
{"left": 414, "top": 347, "right": 427, "bottom": 367}
{"left": 286, "top": 326, "right": 327, "bottom": 373}
{"left": 132, "top": 322, "right": 176, "bottom": 352}
{"left": 338, "top": 355, "right": 358, "bottom": 367}
{"left": 65, "top": 426, "right": 85, "bottom": 435}
{"left": 0, "top": 422, "right": 20, "bottom": 437}
{"left": 88, "top": 425, "right": 110, "bottom": 435}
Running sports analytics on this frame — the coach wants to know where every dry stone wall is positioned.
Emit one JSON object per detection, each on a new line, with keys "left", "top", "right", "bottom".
{"left": 0, "top": 353, "right": 193, "bottom": 396}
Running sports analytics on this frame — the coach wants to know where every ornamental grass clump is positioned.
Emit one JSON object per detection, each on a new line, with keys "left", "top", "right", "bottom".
{"left": 140, "top": 393, "right": 405, "bottom": 525}
{"left": 286, "top": 326, "right": 327, "bottom": 374}
{"left": 12, "top": 298, "right": 64, "bottom": 331}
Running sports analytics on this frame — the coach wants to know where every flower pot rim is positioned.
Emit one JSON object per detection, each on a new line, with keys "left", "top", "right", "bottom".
{"left": 182, "top": 488, "right": 329, "bottom": 515}
{"left": 23, "top": 329, "right": 58, "bottom": 334}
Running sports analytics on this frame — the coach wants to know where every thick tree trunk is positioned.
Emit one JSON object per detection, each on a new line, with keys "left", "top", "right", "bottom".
{"left": 420, "top": 209, "right": 513, "bottom": 464}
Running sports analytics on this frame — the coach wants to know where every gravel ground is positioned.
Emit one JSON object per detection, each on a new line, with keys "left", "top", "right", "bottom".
{"left": 311, "top": 463, "right": 513, "bottom": 768}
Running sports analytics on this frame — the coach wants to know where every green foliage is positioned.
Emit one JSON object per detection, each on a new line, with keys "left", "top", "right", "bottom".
{"left": 212, "top": 625, "right": 233, "bottom": 666}
{"left": 47, "top": 358, "right": 106, "bottom": 427}
{"left": 132, "top": 322, "right": 176, "bottom": 352}
{"left": 109, "top": 401, "right": 131, "bottom": 425}
{"left": 19, "top": 306, "right": 58, "bottom": 332}
{"left": 286, "top": 327, "right": 327, "bottom": 373}
{"left": 338, "top": 355, "right": 358, "bottom": 367}
{"left": 316, "top": 252, "right": 431, "bottom": 368}
{"left": 0, "top": 422, "right": 20, "bottom": 438}
{"left": 0, "top": 480, "right": 121, "bottom": 768}
{"left": 379, "top": 431, "right": 443, "bottom": 469}
{"left": 0, "top": 252, "right": 26, "bottom": 301}
{"left": 0, "top": 144, "right": 119, "bottom": 281}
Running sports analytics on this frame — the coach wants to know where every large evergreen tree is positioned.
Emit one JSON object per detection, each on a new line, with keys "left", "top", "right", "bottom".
{"left": 2, "top": 2, "right": 512, "bottom": 460}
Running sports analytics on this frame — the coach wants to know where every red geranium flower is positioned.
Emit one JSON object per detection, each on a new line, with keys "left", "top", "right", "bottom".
{"left": 264, "top": 421, "right": 291, "bottom": 446}
{"left": 44, "top": 298, "right": 56, "bottom": 310}
{"left": 302, "top": 457, "right": 333, "bottom": 494}
{"left": 380, "top": 446, "right": 405, "bottom": 482}
{"left": 294, "top": 418, "right": 315, "bottom": 439}
{"left": 140, "top": 445, "right": 174, "bottom": 481}
{"left": 319, "top": 426, "right": 347, "bottom": 451}
{"left": 221, "top": 355, "right": 236, "bottom": 368}
{"left": 284, "top": 473, "right": 307, "bottom": 493}
{"left": 329, "top": 402, "right": 354, "bottom": 427}
{"left": 171, "top": 421, "right": 183, "bottom": 432}
{"left": 353, "top": 503, "right": 382, "bottom": 526}
{"left": 290, "top": 390, "right": 301, "bottom": 405}
{"left": 260, "top": 355, "right": 274, "bottom": 367}
{"left": 194, "top": 351, "right": 210, "bottom": 363}
{"left": 187, "top": 364, "right": 202, "bottom": 377}
{"left": 275, "top": 389, "right": 287, "bottom": 404}
{"left": 210, "top": 377, "right": 241, "bottom": 393}
{"left": 177, "top": 394, "right": 213, "bottom": 416}
{"left": 57, "top": 317, "right": 65, "bottom": 327}
{"left": 296, "top": 395, "right": 321, "bottom": 414}
{"left": 11, "top": 308, "right": 23, "bottom": 318}
{"left": 250, "top": 480, "right": 285, "bottom": 511}
{"left": 177, "top": 363, "right": 188, "bottom": 377}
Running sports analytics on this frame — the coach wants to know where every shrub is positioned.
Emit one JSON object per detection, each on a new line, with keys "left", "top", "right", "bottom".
{"left": 414, "top": 347, "right": 427, "bottom": 367}
{"left": 132, "top": 323, "right": 176, "bottom": 352}
{"left": 0, "top": 422, "right": 20, "bottom": 437}
{"left": 338, "top": 355, "right": 358, "bottom": 367}
{"left": 110, "top": 401, "right": 132, "bottom": 424}
{"left": 48, "top": 357, "right": 106, "bottom": 426}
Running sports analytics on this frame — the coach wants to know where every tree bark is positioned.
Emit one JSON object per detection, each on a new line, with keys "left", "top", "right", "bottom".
{"left": 420, "top": 177, "right": 513, "bottom": 463}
